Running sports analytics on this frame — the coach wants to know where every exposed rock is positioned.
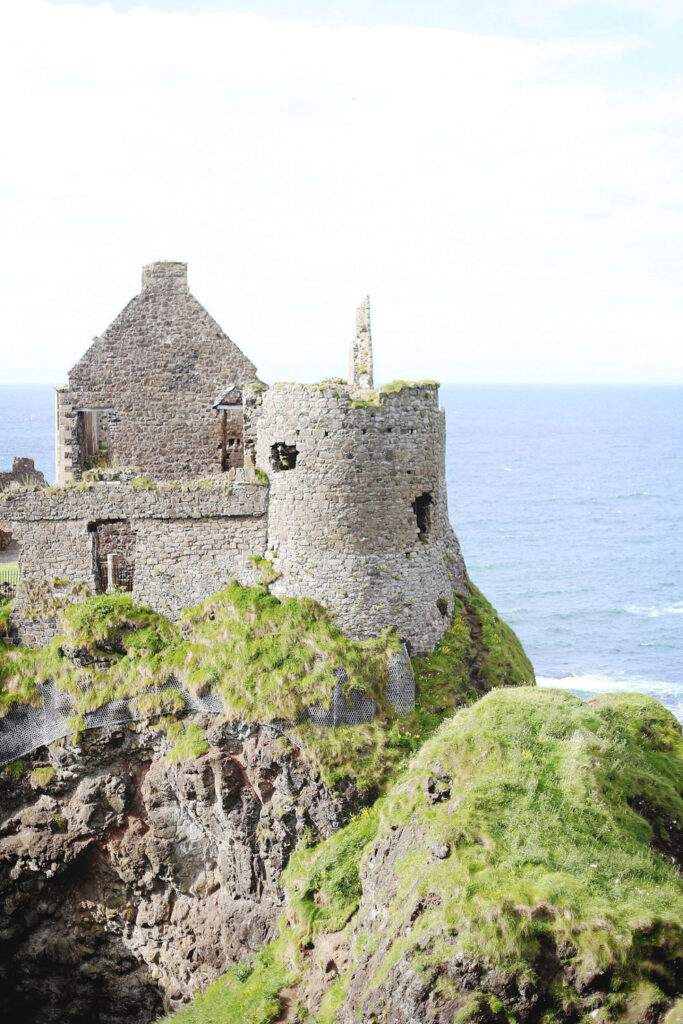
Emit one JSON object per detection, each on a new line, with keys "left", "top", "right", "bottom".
{"left": 0, "top": 716, "right": 356, "bottom": 1023}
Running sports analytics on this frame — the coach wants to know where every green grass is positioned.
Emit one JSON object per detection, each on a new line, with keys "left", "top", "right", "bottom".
{"left": 162, "top": 936, "right": 296, "bottom": 1024}
{"left": 0, "top": 581, "right": 532, "bottom": 790}
{"left": 0, "top": 602, "right": 11, "bottom": 637}
{"left": 370, "top": 689, "right": 682, "bottom": 975}
{"left": 161, "top": 688, "right": 683, "bottom": 1024}
{"left": 379, "top": 379, "right": 440, "bottom": 394}
{"left": 164, "top": 720, "right": 210, "bottom": 763}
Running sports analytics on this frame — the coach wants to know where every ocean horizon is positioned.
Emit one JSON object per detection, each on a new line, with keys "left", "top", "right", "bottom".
{"left": 1, "top": 382, "right": 681, "bottom": 722}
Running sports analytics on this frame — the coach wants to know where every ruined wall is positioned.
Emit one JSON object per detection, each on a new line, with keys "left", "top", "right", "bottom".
{"left": 133, "top": 517, "right": 267, "bottom": 619}
{"left": 254, "top": 382, "right": 467, "bottom": 653}
{"left": 56, "top": 262, "right": 261, "bottom": 484}
{"left": 0, "top": 458, "right": 45, "bottom": 491}
{"left": 5, "top": 474, "right": 268, "bottom": 646}
{"left": 8, "top": 520, "right": 99, "bottom": 648}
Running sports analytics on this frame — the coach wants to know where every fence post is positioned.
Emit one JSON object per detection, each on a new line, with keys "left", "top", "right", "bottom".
{"left": 106, "top": 553, "right": 118, "bottom": 594}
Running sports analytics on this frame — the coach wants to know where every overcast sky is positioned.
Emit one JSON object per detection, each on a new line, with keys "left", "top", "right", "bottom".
{"left": 2, "top": 0, "right": 683, "bottom": 386}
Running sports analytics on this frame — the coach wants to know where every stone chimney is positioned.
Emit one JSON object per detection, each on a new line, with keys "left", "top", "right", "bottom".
{"left": 349, "top": 296, "right": 374, "bottom": 390}
{"left": 141, "top": 261, "right": 188, "bottom": 292}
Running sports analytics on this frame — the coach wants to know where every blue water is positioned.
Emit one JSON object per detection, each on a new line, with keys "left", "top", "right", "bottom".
{"left": 0, "top": 386, "right": 55, "bottom": 483}
{"left": 1, "top": 384, "right": 681, "bottom": 721}
{"left": 443, "top": 385, "right": 683, "bottom": 722}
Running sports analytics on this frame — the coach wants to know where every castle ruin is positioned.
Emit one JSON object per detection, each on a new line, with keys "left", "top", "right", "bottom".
{"left": 3, "top": 262, "right": 467, "bottom": 653}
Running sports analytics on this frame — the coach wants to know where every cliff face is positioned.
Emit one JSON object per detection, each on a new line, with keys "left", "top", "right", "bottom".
{"left": 0, "top": 718, "right": 354, "bottom": 1023}
{"left": 2, "top": 583, "right": 680, "bottom": 1024}
{"left": 161, "top": 690, "right": 681, "bottom": 1024}
{"left": 0, "top": 580, "right": 540, "bottom": 1024}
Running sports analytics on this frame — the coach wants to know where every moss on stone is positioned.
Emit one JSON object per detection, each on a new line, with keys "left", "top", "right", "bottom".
{"left": 4, "top": 758, "right": 24, "bottom": 780}
{"left": 379, "top": 379, "right": 440, "bottom": 395}
{"left": 30, "top": 766, "right": 55, "bottom": 787}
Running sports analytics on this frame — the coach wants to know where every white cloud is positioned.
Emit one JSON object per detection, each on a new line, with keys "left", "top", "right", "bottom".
{"left": 1, "top": 1, "right": 682, "bottom": 385}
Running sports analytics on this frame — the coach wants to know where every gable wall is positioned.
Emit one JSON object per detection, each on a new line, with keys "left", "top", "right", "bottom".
{"left": 56, "top": 264, "right": 261, "bottom": 483}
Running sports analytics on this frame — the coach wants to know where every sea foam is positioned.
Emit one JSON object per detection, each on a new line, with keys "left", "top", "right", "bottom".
{"left": 536, "top": 673, "right": 682, "bottom": 722}
{"left": 624, "top": 601, "right": 683, "bottom": 618}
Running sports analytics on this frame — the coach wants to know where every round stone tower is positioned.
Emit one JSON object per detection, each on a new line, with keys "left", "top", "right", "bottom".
{"left": 252, "top": 302, "right": 466, "bottom": 653}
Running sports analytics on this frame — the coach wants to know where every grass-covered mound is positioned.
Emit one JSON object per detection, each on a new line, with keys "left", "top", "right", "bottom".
{"left": 0, "top": 582, "right": 532, "bottom": 791}
{"left": 164, "top": 689, "right": 682, "bottom": 1024}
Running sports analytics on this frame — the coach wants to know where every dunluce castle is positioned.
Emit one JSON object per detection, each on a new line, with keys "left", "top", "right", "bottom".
{"left": 1, "top": 261, "right": 466, "bottom": 653}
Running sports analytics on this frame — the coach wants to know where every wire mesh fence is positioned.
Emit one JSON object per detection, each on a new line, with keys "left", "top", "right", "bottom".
{"left": 0, "top": 565, "right": 18, "bottom": 605}
{"left": 0, "top": 646, "right": 416, "bottom": 767}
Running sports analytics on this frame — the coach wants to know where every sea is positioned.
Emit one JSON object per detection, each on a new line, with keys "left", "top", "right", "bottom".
{"left": 1, "top": 383, "right": 681, "bottom": 722}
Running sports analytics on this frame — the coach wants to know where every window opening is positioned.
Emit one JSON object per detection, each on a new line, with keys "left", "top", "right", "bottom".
{"left": 219, "top": 409, "right": 244, "bottom": 471}
{"left": 93, "top": 520, "right": 135, "bottom": 594}
{"left": 270, "top": 442, "right": 299, "bottom": 471}
{"left": 412, "top": 492, "right": 433, "bottom": 539}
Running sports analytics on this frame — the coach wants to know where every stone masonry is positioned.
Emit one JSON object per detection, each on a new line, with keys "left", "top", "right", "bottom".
{"left": 349, "top": 296, "right": 373, "bottom": 390}
{"left": 251, "top": 377, "right": 466, "bottom": 652}
{"left": 0, "top": 457, "right": 46, "bottom": 491}
{"left": 0, "top": 458, "right": 45, "bottom": 550}
{"left": 5, "top": 472, "right": 267, "bottom": 645}
{"left": 55, "top": 262, "right": 260, "bottom": 484}
{"left": 7, "top": 266, "right": 468, "bottom": 654}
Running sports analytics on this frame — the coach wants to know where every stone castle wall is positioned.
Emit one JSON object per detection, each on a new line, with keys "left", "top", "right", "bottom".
{"left": 253, "top": 382, "right": 467, "bottom": 654}
{"left": 6, "top": 271, "right": 469, "bottom": 658}
{"left": 0, "top": 458, "right": 45, "bottom": 491}
{"left": 56, "top": 263, "right": 260, "bottom": 484}
{"left": 6, "top": 473, "right": 268, "bottom": 646}
{"left": 0, "top": 459, "right": 46, "bottom": 550}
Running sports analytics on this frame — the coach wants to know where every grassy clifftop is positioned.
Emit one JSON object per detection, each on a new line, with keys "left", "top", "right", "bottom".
{"left": 1, "top": 581, "right": 531, "bottom": 792}
{"left": 165, "top": 688, "right": 682, "bottom": 1024}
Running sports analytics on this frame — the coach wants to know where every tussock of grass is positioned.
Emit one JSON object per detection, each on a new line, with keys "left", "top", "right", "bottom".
{"left": 379, "top": 379, "right": 440, "bottom": 394}
{"left": 284, "top": 806, "right": 380, "bottom": 936}
{"left": 164, "top": 720, "right": 210, "bottom": 763}
{"left": 162, "top": 936, "right": 296, "bottom": 1024}
{"left": 0, "top": 585, "right": 399, "bottom": 720}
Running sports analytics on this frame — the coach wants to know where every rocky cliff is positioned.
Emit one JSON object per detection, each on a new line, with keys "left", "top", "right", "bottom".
{"left": 0, "top": 718, "right": 355, "bottom": 1023}
{"left": 2, "top": 584, "right": 680, "bottom": 1024}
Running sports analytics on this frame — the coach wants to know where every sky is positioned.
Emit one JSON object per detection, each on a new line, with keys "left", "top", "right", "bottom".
{"left": 2, "top": 0, "right": 683, "bottom": 385}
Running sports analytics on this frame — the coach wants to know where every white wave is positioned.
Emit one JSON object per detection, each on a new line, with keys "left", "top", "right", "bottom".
{"left": 624, "top": 601, "right": 683, "bottom": 618}
{"left": 537, "top": 673, "right": 681, "bottom": 705}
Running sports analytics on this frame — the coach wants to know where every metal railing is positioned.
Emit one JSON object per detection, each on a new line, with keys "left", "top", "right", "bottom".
{"left": 0, "top": 565, "right": 18, "bottom": 605}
